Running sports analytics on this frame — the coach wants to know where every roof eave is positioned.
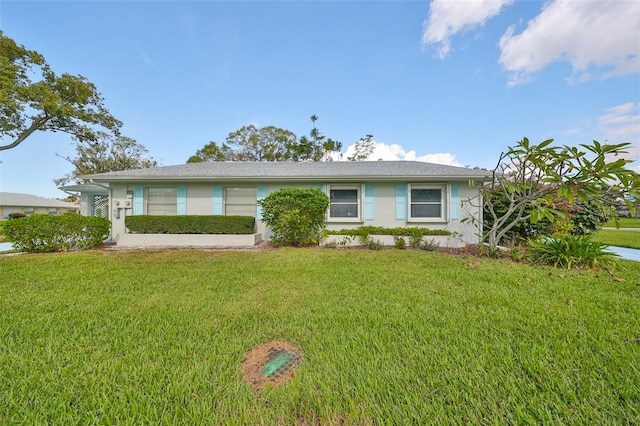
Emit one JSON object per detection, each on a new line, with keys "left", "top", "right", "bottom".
{"left": 84, "top": 174, "right": 490, "bottom": 182}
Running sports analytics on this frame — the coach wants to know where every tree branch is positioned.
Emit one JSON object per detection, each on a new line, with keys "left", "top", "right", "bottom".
{"left": 0, "top": 114, "right": 51, "bottom": 151}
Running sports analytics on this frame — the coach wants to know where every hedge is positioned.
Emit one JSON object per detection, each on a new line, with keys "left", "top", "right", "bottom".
{"left": 124, "top": 215, "right": 255, "bottom": 234}
{"left": 325, "top": 226, "right": 451, "bottom": 238}
{"left": 3, "top": 214, "right": 110, "bottom": 253}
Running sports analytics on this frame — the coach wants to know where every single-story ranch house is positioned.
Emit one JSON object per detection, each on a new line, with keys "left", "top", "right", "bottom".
{"left": 0, "top": 192, "right": 79, "bottom": 219}
{"left": 72, "top": 161, "right": 490, "bottom": 247}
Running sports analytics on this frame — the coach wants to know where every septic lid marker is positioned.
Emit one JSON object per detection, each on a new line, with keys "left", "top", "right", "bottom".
{"left": 241, "top": 340, "right": 303, "bottom": 390}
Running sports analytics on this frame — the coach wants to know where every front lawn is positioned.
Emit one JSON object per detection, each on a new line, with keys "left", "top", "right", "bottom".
{"left": 1, "top": 249, "right": 638, "bottom": 424}
{"left": 593, "top": 230, "right": 640, "bottom": 249}
{"left": 604, "top": 217, "right": 640, "bottom": 228}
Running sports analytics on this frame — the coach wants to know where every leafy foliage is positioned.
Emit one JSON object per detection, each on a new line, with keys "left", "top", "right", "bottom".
{"left": 469, "top": 138, "right": 639, "bottom": 251}
{"left": 393, "top": 235, "right": 407, "bottom": 249}
{"left": 258, "top": 188, "right": 329, "bottom": 246}
{"left": 347, "top": 134, "right": 376, "bottom": 161}
{"left": 297, "top": 114, "right": 342, "bottom": 161}
{"left": 483, "top": 190, "right": 609, "bottom": 244}
{"left": 187, "top": 125, "right": 298, "bottom": 163}
{"left": 186, "top": 115, "right": 342, "bottom": 163}
{"left": 4, "top": 214, "right": 110, "bottom": 252}
{"left": 55, "top": 132, "right": 157, "bottom": 186}
{"left": 526, "top": 235, "right": 619, "bottom": 269}
{"left": 0, "top": 31, "right": 121, "bottom": 151}
{"left": 326, "top": 226, "right": 451, "bottom": 238}
{"left": 124, "top": 215, "right": 255, "bottom": 234}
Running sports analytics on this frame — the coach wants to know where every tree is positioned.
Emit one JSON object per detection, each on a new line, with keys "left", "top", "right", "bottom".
{"left": 0, "top": 30, "right": 121, "bottom": 151}
{"left": 187, "top": 117, "right": 343, "bottom": 163}
{"left": 296, "top": 114, "right": 342, "bottom": 161}
{"left": 187, "top": 125, "right": 298, "bottom": 163}
{"left": 226, "top": 125, "right": 299, "bottom": 161}
{"left": 467, "top": 138, "right": 639, "bottom": 252}
{"left": 55, "top": 132, "right": 157, "bottom": 186}
{"left": 348, "top": 134, "right": 375, "bottom": 161}
{"left": 187, "top": 141, "right": 237, "bottom": 163}
{"left": 483, "top": 188, "right": 610, "bottom": 245}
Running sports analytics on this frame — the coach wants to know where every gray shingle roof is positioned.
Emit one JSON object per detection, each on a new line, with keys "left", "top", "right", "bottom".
{"left": 82, "top": 161, "right": 490, "bottom": 182}
{"left": 0, "top": 192, "right": 79, "bottom": 209}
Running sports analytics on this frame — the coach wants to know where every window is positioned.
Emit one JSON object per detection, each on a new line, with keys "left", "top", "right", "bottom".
{"left": 225, "top": 187, "right": 257, "bottom": 216}
{"left": 147, "top": 187, "right": 177, "bottom": 215}
{"left": 329, "top": 186, "right": 361, "bottom": 221}
{"left": 409, "top": 185, "right": 444, "bottom": 220}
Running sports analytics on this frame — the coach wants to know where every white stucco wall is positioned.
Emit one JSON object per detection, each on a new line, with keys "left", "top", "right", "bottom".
{"left": 100, "top": 180, "right": 483, "bottom": 246}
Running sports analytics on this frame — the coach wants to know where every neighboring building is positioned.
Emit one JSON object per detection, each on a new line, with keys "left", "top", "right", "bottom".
{"left": 76, "top": 161, "right": 490, "bottom": 246}
{"left": 0, "top": 192, "right": 79, "bottom": 218}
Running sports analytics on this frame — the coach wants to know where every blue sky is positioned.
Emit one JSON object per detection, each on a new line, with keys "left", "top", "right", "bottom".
{"left": 1, "top": 0, "right": 638, "bottom": 199}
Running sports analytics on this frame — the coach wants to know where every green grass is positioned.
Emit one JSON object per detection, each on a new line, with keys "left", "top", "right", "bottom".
{"left": 593, "top": 230, "right": 640, "bottom": 249}
{"left": 1, "top": 249, "right": 639, "bottom": 424}
{"left": 603, "top": 217, "right": 640, "bottom": 228}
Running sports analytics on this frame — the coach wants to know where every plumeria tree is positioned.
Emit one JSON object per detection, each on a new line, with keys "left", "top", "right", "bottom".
{"left": 466, "top": 138, "right": 639, "bottom": 252}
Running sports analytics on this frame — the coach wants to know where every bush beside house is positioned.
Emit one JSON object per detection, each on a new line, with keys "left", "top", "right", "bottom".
{"left": 4, "top": 215, "right": 110, "bottom": 252}
{"left": 124, "top": 215, "right": 255, "bottom": 234}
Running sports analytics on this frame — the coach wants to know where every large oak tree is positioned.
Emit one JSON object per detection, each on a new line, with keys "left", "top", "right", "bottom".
{"left": 0, "top": 30, "right": 121, "bottom": 151}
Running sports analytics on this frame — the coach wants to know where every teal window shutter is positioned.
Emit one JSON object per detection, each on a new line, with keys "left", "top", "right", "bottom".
{"left": 212, "top": 187, "right": 223, "bottom": 215}
{"left": 364, "top": 185, "right": 374, "bottom": 220}
{"left": 395, "top": 185, "right": 407, "bottom": 220}
{"left": 256, "top": 186, "right": 267, "bottom": 220}
{"left": 177, "top": 186, "right": 187, "bottom": 215}
{"left": 312, "top": 184, "right": 322, "bottom": 191}
{"left": 450, "top": 185, "right": 459, "bottom": 220}
{"left": 132, "top": 186, "right": 144, "bottom": 215}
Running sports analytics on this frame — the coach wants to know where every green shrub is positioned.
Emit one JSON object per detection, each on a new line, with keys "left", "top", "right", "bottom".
{"left": 327, "top": 226, "right": 450, "bottom": 238}
{"left": 420, "top": 238, "right": 440, "bottom": 251}
{"left": 393, "top": 235, "right": 406, "bottom": 249}
{"left": 366, "top": 237, "right": 383, "bottom": 251}
{"left": 4, "top": 215, "right": 110, "bottom": 253}
{"left": 526, "top": 235, "right": 619, "bottom": 269}
{"left": 258, "top": 188, "right": 330, "bottom": 247}
{"left": 125, "top": 215, "right": 255, "bottom": 234}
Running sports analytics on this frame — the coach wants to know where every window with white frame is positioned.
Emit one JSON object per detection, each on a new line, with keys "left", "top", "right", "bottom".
{"left": 409, "top": 184, "right": 445, "bottom": 220}
{"left": 147, "top": 187, "right": 177, "bottom": 215}
{"left": 329, "top": 185, "right": 361, "bottom": 221}
{"left": 225, "top": 187, "right": 257, "bottom": 216}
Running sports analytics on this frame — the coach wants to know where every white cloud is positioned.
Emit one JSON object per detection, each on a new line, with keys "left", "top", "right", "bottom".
{"left": 598, "top": 103, "right": 640, "bottom": 143}
{"left": 337, "top": 141, "right": 463, "bottom": 166}
{"left": 499, "top": 1, "right": 640, "bottom": 86}
{"left": 139, "top": 49, "right": 154, "bottom": 66}
{"left": 596, "top": 103, "right": 640, "bottom": 174}
{"left": 421, "top": 0, "right": 514, "bottom": 58}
